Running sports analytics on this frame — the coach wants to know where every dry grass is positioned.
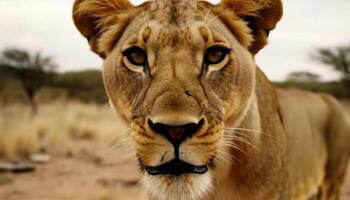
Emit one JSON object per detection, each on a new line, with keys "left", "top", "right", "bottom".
{"left": 0, "top": 101, "right": 145, "bottom": 200}
{"left": 0, "top": 101, "right": 128, "bottom": 161}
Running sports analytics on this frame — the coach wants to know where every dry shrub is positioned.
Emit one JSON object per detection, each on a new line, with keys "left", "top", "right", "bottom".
{"left": 2, "top": 127, "right": 39, "bottom": 159}
{"left": 0, "top": 104, "right": 39, "bottom": 160}
{"left": 0, "top": 101, "right": 126, "bottom": 161}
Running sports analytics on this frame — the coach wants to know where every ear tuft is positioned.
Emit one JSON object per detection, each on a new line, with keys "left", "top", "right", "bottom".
{"left": 221, "top": 0, "right": 270, "bottom": 17}
{"left": 72, "top": 0, "right": 133, "bottom": 58}
{"left": 219, "top": 0, "right": 283, "bottom": 54}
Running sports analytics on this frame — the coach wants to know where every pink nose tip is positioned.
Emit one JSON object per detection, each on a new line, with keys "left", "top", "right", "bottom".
{"left": 148, "top": 119, "right": 205, "bottom": 146}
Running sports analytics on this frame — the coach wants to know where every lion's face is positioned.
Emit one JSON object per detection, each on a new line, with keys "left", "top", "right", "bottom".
{"left": 102, "top": 3, "right": 255, "bottom": 199}
{"left": 73, "top": 0, "right": 282, "bottom": 199}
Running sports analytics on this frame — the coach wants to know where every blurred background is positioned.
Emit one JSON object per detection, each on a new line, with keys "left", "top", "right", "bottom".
{"left": 0, "top": 0, "right": 349, "bottom": 199}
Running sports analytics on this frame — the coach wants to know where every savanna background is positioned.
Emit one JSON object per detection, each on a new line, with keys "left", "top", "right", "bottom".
{"left": 0, "top": 0, "right": 349, "bottom": 199}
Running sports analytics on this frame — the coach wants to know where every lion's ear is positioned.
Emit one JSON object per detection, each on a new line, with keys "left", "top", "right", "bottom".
{"left": 73, "top": 0, "right": 133, "bottom": 58}
{"left": 220, "top": 0, "right": 283, "bottom": 55}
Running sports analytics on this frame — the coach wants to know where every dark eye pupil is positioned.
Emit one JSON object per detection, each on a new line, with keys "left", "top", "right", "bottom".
{"left": 129, "top": 53, "right": 145, "bottom": 65}
{"left": 123, "top": 47, "right": 147, "bottom": 66}
{"left": 205, "top": 46, "right": 229, "bottom": 65}
{"left": 208, "top": 51, "right": 224, "bottom": 63}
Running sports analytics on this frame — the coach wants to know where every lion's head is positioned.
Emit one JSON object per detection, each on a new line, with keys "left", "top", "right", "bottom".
{"left": 73, "top": 0, "right": 282, "bottom": 199}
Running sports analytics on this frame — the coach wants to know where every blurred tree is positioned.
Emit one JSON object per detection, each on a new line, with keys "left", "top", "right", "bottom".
{"left": 287, "top": 71, "right": 320, "bottom": 82}
{"left": 0, "top": 48, "right": 57, "bottom": 114}
{"left": 313, "top": 44, "right": 350, "bottom": 82}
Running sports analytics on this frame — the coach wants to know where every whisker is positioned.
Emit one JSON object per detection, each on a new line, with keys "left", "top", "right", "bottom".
{"left": 107, "top": 128, "right": 132, "bottom": 145}
{"left": 221, "top": 140, "right": 250, "bottom": 156}
{"left": 216, "top": 149, "right": 236, "bottom": 163}
{"left": 232, "top": 136, "right": 259, "bottom": 151}
{"left": 98, "top": 128, "right": 134, "bottom": 155}
{"left": 224, "top": 130, "right": 260, "bottom": 151}
{"left": 216, "top": 148, "right": 240, "bottom": 167}
{"left": 203, "top": 6, "right": 212, "bottom": 26}
{"left": 225, "top": 127, "right": 273, "bottom": 137}
{"left": 99, "top": 102, "right": 111, "bottom": 111}
{"left": 206, "top": 12, "right": 227, "bottom": 26}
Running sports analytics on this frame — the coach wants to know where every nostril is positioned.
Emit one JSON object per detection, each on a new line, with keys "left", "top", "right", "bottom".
{"left": 148, "top": 119, "right": 205, "bottom": 146}
{"left": 148, "top": 119, "right": 169, "bottom": 138}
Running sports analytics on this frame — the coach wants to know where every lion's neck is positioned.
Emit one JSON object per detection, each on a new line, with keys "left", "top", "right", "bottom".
{"left": 238, "top": 92, "right": 262, "bottom": 143}
{"left": 211, "top": 68, "right": 287, "bottom": 200}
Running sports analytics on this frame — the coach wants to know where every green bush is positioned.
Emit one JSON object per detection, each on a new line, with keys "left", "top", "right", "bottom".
{"left": 0, "top": 69, "right": 107, "bottom": 104}
{"left": 275, "top": 81, "right": 350, "bottom": 99}
{"left": 49, "top": 70, "right": 107, "bottom": 103}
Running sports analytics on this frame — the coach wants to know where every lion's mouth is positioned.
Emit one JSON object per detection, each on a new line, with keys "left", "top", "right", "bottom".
{"left": 144, "top": 159, "right": 208, "bottom": 176}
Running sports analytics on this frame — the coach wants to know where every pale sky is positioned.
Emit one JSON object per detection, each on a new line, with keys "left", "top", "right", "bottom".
{"left": 0, "top": 0, "right": 349, "bottom": 81}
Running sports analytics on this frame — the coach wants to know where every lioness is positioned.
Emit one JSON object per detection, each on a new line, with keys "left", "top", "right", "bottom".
{"left": 72, "top": 0, "right": 350, "bottom": 199}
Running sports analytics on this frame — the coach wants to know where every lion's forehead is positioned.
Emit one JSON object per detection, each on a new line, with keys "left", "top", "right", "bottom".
{"left": 147, "top": 0, "right": 203, "bottom": 25}
{"left": 132, "top": 0, "right": 210, "bottom": 44}
{"left": 151, "top": 26, "right": 200, "bottom": 48}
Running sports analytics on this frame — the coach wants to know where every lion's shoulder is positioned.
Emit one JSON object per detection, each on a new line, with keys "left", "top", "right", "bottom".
{"left": 276, "top": 87, "right": 350, "bottom": 199}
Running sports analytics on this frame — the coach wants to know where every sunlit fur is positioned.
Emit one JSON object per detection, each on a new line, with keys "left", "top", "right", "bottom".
{"left": 142, "top": 173, "right": 213, "bottom": 200}
{"left": 73, "top": 0, "right": 350, "bottom": 199}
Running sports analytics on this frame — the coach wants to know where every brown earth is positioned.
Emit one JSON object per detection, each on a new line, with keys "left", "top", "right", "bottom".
{"left": 0, "top": 141, "right": 148, "bottom": 200}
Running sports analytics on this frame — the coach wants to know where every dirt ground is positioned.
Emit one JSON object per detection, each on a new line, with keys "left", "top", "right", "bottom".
{"left": 0, "top": 143, "right": 349, "bottom": 200}
{"left": 0, "top": 141, "right": 148, "bottom": 200}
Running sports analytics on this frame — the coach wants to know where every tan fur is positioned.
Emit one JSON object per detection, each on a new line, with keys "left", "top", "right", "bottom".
{"left": 219, "top": 0, "right": 283, "bottom": 54}
{"left": 278, "top": 89, "right": 350, "bottom": 200}
{"left": 73, "top": 0, "right": 137, "bottom": 58}
{"left": 72, "top": 0, "right": 349, "bottom": 199}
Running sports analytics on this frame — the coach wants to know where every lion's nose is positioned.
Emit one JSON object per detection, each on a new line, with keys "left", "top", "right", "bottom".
{"left": 148, "top": 118, "right": 205, "bottom": 147}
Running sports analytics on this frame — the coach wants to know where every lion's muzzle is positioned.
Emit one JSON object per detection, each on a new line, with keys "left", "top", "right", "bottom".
{"left": 144, "top": 118, "right": 208, "bottom": 176}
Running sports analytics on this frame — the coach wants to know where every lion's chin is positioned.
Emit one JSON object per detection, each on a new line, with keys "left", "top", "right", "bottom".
{"left": 141, "top": 172, "right": 213, "bottom": 200}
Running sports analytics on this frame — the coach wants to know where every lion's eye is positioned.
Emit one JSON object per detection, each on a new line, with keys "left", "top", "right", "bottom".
{"left": 122, "top": 46, "right": 147, "bottom": 66}
{"left": 204, "top": 46, "right": 230, "bottom": 65}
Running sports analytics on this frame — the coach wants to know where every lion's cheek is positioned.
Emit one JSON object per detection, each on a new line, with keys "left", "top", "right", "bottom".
{"left": 179, "top": 143, "right": 217, "bottom": 166}
{"left": 131, "top": 131, "right": 174, "bottom": 166}
{"left": 112, "top": 97, "right": 132, "bottom": 120}
{"left": 179, "top": 128, "right": 223, "bottom": 166}
{"left": 222, "top": 95, "right": 241, "bottom": 120}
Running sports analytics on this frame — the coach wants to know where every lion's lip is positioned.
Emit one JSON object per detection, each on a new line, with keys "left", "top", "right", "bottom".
{"left": 144, "top": 159, "right": 208, "bottom": 176}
